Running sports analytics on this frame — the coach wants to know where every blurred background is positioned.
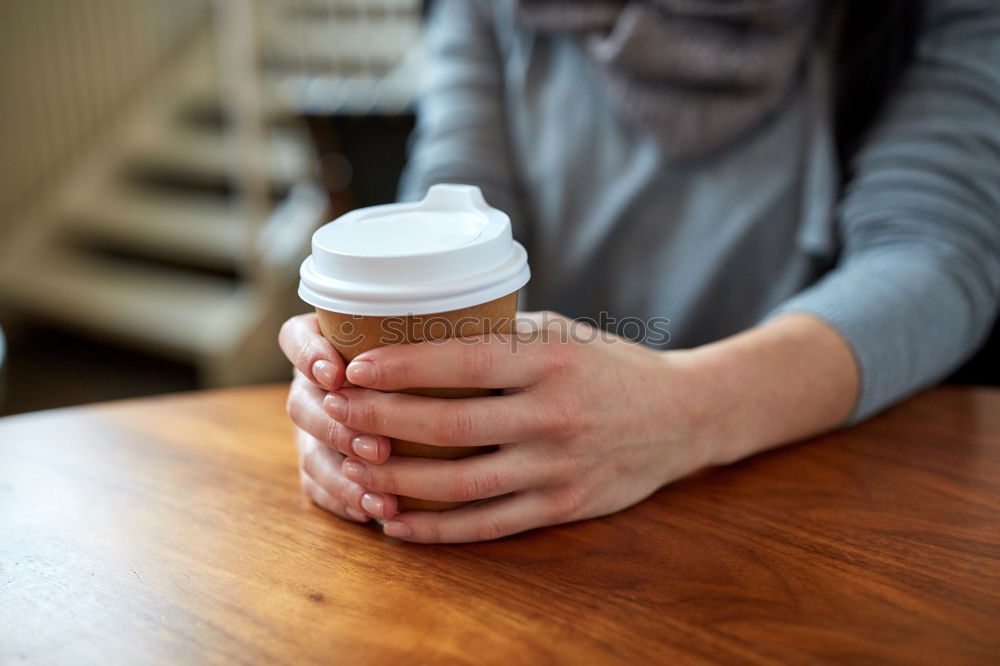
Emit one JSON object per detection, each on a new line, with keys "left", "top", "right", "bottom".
{"left": 0, "top": 1, "right": 994, "bottom": 417}
{"left": 0, "top": 0, "right": 422, "bottom": 415}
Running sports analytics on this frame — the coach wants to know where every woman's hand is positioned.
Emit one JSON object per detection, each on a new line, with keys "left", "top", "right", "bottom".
{"left": 282, "top": 310, "right": 717, "bottom": 543}
{"left": 280, "top": 314, "right": 395, "bottom": 525}
{"left": 280, "top": 308, "right": 857, "bottom": 543}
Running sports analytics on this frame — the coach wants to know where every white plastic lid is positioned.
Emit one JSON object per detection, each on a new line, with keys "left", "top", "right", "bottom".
{"left": 299, "top": 184, "right": 530, "bottom": 315}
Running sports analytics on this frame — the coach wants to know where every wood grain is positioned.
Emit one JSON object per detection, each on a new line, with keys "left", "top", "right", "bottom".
{"left": 1, "top": 385, "right": 998, "bottom": 665}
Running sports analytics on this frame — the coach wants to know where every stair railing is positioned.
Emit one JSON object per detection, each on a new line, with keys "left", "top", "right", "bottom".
{"left": 213, "top": 0, "right": 271, "bottom": 283}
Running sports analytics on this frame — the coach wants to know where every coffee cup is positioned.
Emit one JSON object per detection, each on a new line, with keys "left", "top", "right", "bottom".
{"left": 298, "top": 184, "right": 531, "bottom": 511}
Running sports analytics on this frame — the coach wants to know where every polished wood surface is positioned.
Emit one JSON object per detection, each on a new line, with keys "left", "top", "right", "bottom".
{"left": 2, "top": 385, "right": 998, "bottom": 665}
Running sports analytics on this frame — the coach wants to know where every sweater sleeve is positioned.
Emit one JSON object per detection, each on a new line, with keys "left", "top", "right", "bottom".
{"left": 770, "top": 0, "right": 1000, "bottom": 423}
{"left": 397, "top": 0, "right": 526, "bottom": 237}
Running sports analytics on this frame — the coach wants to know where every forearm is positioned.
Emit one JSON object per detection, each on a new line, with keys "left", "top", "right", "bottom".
{"left": 683, "top": 313, "right": 859, "bottom": 466}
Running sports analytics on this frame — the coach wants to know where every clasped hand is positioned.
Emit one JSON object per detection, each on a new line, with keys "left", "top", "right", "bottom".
{"left": 279, "top": 311, "right": 713, "bottom": 543}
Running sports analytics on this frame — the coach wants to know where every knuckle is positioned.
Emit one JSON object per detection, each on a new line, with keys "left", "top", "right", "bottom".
{"left": 459, "top": 342, "right": 495, "bottom": 382}
{"left": 542, "top": 402, "right": 584, "bottom": 442}
{"left": 355, "top": 398, "right": 383, "bottom": 432}
{"left": 552, "top": 485, "right": 586, "bottom": 520}
{"left": 544, "top": 405, "right": 571, "bottom": 435}
{"left": 278, "top": 317, "right": 298, "bottom": 351}
{"left": 434, "top": 407, "right": 476, "bottom": 445}
{"left": 321, "top": 419, "right": 350, "bottom": 455}
{"left": 541, "top": 310, "right": 564, "bottom": 325}
{"left": 419, "top": 522, "right": 442, "bottom": 544}
{"left": 339, "top": 479, "right": 366, "bottom": 509}
{"left": 380, "top": 356, "right": 409, "bottom": 388}
{"left": 370, "top": 468, "right": 400, "bottom": 495}
{"left": 451, "top": 470, "right": 508, "bottom": 501}
{"left": 285, "top": 390, "right": 299, "bottom": 422}
{"left": 305, "top": 485, "right": 326, "bottom": 510}
{"left": 292, "top": 344, "right": 320, "bottom": 374}
{"left": 279, "top": 316, "right": 297, "bottom": 341}
{"left": 475, "top": 516, "right": 507, "bottom": 542}
{"left": 294, "top": 437, "right": 308, "bottom": 463}
{"left": 286, "top": 330, "right": 332, "bottom": 376}
{"left": 544, "top": 452, "right": 583, "bottom": 482}
{"left": 286, "top": 381, "right": 309, "bottom": 419}
{"left": 543, "top": 311, "right": 570, "bottom": 334}
{"left": 300, "top": 447, "right": 320, "bottom": 479}
{"left": 294, "top": 429, "right": 314, "bottom": 460}
{"left": 330, "top": 503, "right": 353, "bottom": 521}
{"left": 545, "top": 341, "right": 575, "bottom": 375}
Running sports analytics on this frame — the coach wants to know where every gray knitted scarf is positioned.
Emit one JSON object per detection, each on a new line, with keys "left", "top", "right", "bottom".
{"left": 514, "top": 0, "right": 827, "bottom": 159}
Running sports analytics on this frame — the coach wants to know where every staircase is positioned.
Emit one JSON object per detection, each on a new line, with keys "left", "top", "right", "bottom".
{"left": 0, "top": 16, "right": 326, "bottom": 386}
{"left": 258, "top": 0, "right": 423, "bottom": 115}
{"left": 0, "top": 0, "right": 424, "bottom": 386}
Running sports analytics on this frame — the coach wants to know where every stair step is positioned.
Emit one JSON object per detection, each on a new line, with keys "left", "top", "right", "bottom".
{"left": 261, "top": 19, "right": 421, "bottom": 72}
{"left": 287, "top": 72, "right": 417, "bottom": 114}
{"left": 125, "top": 123, "right": 311, "bottom": 189}
{"left": 261, "top": 0, "right": 421, "bottom": 20}
{"left": 178, "top": 81, "right": 297, "bottom": 128}
{"left": 60, "top": 185, "right": 249, "bottom": 270}
{"left": 0, "top": 245, "right": 243, "bottom": 359}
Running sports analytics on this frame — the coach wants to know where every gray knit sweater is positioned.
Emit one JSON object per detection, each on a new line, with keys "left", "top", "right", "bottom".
{"left": 398, "top": 0, "right": 1000, "bottom": 422}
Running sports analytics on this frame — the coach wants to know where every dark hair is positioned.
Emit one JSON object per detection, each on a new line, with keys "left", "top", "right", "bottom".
{"left": 832, "top": 0, "right": 926, "bottom": 178}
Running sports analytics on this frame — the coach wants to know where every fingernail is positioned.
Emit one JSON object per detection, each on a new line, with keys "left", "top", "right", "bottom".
{"left": 346, "top": 360, "right": 377, "bottom": 386}
{"left": 346, "top": 508, "right": 368, "bottom": 522}
{"left": 325, "top": 392, "right": 347, "bottom": 420}
{"left": 312, "top": 360, "right": 336, "bottom": 389}
{"left": 361, "top": 492, "right": 384, "bottom": 516}
{"left": 342, "top": 460, "right": 367, "bottom": 483}
{"left": 352, "top": 434, "right": 381, "bottom": 463}
{"left": 383, "top": 521, "right": 412, "bottom": 539}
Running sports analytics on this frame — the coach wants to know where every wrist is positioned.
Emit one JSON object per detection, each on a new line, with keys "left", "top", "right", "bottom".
{"left": 667, "top": 345, "right": 749, "bottom": 468}
{"left": 656, "top": 347, "right": 736, "bottom": 470}
{"left": 681, "top": 314, "right": 859, "bottom": 467}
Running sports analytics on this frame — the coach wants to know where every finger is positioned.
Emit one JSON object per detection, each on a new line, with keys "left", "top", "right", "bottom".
{"left": 381, "top": 488, "right": 575, "bottom": 544}
{"left": 287, "top": 375, "right": 391, "bottom": 463}
{"left": 324, "top": 388, "right": 553, "bottom": 446}
{"left": 301, "top": 472, "right": 369, "bottom": 523}
{"left": 297, "top": 428, "right": 378, "bottom": 517}
{"left": 343, "top": 326, "right": 574, "bottom": 391}
{"left": 341, "top": 446, "right": 554, "bottom": 503}
{"left": 279, "top": 313, "right": 345, "bottom": 390}
{"left": 358, "top": 489, "right": 399, "bottom": 521}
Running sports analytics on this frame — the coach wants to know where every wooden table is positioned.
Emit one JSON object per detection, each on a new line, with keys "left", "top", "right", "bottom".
{"left": 2, "top": 385, "right": 998, "bottom": 665}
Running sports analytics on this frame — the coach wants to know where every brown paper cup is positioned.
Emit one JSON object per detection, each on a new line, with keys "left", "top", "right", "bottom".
{"left": 315, "top": 291, "right": 517, "bottom": 511}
